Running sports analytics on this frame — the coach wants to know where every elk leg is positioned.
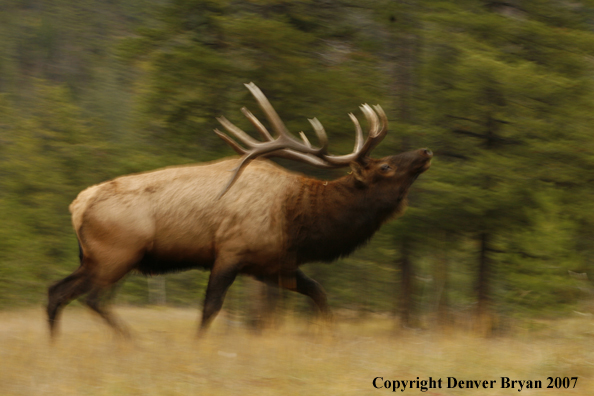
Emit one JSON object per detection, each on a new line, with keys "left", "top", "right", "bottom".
{"left": 85, "top": 286, "right": 130, "bottom": 338}
{"left": 293, "top": 269, "right": 331, "bottom": 318}
{"left": 198, "top": 262, "right": 240, "bottom": 335}
{"left": 49, "top": 244, "right": 140, "bottom": 338}
{"left": 47, "top": 267, "right": 93, "bottom": 338}
{"left": 257, "top": 269, "right": 331, "bottom": 319}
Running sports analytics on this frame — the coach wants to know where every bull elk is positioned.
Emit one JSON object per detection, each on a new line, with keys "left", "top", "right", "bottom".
{"left": 47, "top": 83, "right": 432, "bottom": 337}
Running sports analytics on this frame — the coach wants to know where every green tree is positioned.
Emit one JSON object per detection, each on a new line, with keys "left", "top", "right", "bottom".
{"left": 0, "top": 81, "right": 111, "bottom": 306}
{"left": 419, "top": 0, "right": 594, "bottom": 330}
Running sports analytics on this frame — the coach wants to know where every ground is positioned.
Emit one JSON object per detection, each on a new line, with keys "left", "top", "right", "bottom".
{"left": 0, "top": 307, "right": 592, "bottom": 395}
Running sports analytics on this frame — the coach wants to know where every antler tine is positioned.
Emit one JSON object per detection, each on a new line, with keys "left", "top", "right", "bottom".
{"left": 348, "top": 112, "right": 364, "bottom": 152}
{"left": 364, "top": 104, "right": 388, "bottom": 154}
{"left": 353, "top": 103, "right": 388, "bottom": 158}
{"left": 216, "top": 150, "right": 260, "bottom": 199}
{"left": 244, "top": 82, "right": 327, "bottom": 155}
{"left": 244, "top": 82, "right": 296, "bottom": 142}
{"left": 216, "top": 116, "right": 260, "bottom": 147}
{"left": 214, "top": 129, "right": 247, "bottom": 155}
{"left": 359, "top": 104, "right": 380, "bottom": 138}
{"left": 307, "top": 117, "right": 329, "bottom": 155}
{"left": 299, "top": 132, "right": 312, "bottom": 148}
{"left": 315, "top": 104, "right": 387, "bottom": 166}
{"left": 373, "top": 104, "right": 388, "bottom": 140}
{"left": 241, "top": 107, "right": 273, "bottom": 141}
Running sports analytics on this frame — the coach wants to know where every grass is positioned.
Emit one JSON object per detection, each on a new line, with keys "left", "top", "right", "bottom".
{"left": 0, "top": 306, "right": 593, "bottom": 395}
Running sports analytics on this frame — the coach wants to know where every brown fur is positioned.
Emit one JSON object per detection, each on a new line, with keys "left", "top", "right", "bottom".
{"left": 47, "top": 149, "right": 432, "bottom": 338}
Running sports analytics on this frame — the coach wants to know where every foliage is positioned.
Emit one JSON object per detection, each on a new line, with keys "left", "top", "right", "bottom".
{"left": 0, "top": 0, "right": 593, "bottom": 329}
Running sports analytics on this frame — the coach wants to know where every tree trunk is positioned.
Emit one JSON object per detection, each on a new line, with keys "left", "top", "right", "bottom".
{"left": 388, "top": 1, "right": 420, "bottom": 332}
{"left": 388, "top": 6, "right": 421, "bottom": 151}
{"left": 476, "top": 231, "right": 494, "bottom": 335}
{"left": 398, "top": 238, "right": 415, "bottom": 328}
{"left": 434, "top": 232, "right": 450, "bottom": 328}
{"left": 474, "top": 110, "right": 499, "bottom": 335}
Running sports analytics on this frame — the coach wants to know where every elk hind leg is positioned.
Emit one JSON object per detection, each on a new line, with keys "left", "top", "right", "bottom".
{"left": 47, "top": 267, "right": 93, "bottom": 338}
{"left": 81, "top": 248, "right": 143, "bottom": 336}
{"left": 85, "top": 284, "right": 130, "bottom": 338}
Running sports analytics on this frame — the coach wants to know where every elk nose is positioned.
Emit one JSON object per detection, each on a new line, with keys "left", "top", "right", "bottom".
{"left": 422, "top": 148, "right": 433, "bottom": 158}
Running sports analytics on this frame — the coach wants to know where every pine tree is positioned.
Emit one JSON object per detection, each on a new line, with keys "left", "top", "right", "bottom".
{"left": 419, "top": 0, "right": 594, "bottom": 330}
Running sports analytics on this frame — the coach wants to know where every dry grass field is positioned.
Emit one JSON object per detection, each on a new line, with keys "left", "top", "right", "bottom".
{"left": 0, "top": 306, "right": 593, "bottom": 395}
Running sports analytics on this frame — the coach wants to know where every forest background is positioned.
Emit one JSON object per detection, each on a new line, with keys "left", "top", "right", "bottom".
{"left": 1, "top": 0, "right": 593, "bottom": 334}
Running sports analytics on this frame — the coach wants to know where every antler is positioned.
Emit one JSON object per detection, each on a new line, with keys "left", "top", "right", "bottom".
{"left": 214, "top": 82, "right": 388, "bottom": 197}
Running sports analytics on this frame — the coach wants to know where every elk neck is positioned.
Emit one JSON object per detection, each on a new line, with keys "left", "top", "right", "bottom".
{"left": 284, "top": 174, "right": 409, "bottom": 265}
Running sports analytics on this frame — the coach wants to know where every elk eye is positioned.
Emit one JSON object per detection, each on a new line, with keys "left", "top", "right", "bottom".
{"left": 380, "top": 164, "right": 392, "bottom": 172}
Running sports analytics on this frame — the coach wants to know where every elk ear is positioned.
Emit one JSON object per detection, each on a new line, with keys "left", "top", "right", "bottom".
{"left": 350, "top": 161, "right": 368, "bottom": 185}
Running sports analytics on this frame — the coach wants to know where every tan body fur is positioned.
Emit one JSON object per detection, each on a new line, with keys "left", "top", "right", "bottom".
{"left": 72, "top": 158, "right": 292, "bottom": 283}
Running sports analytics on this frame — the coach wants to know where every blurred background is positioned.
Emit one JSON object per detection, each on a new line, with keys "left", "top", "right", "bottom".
{"left": 0, "top": 0, "right": 593, "bottom": 335}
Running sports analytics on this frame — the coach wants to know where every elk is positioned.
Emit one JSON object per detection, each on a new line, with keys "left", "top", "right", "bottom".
{"left": 47, "top": 83, "right": 432, "bottom": 337}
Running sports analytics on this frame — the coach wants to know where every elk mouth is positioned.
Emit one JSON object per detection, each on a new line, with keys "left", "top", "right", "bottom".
{"left": 421, "top": 159, "right": 432, "bottom": 172}
{"left": 412, "top": 149, "right": 433, "bottom": 181}
{"left": 416, "top": 148, "right": 433, "bottom": 174}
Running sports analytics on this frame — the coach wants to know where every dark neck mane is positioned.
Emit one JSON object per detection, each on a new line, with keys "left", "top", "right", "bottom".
{"left": 285, "top": 175, "right": 407, "bottom": 264}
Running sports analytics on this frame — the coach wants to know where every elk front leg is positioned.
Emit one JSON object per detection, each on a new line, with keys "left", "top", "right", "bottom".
{"left": 257, "top": 269, "right": 331, "bottom": 319}
{"left": 293, "top": 269, "right": 331, "bottom": 319}
{"left": 198, "top": 259, "right": 240, "bottom": 336}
